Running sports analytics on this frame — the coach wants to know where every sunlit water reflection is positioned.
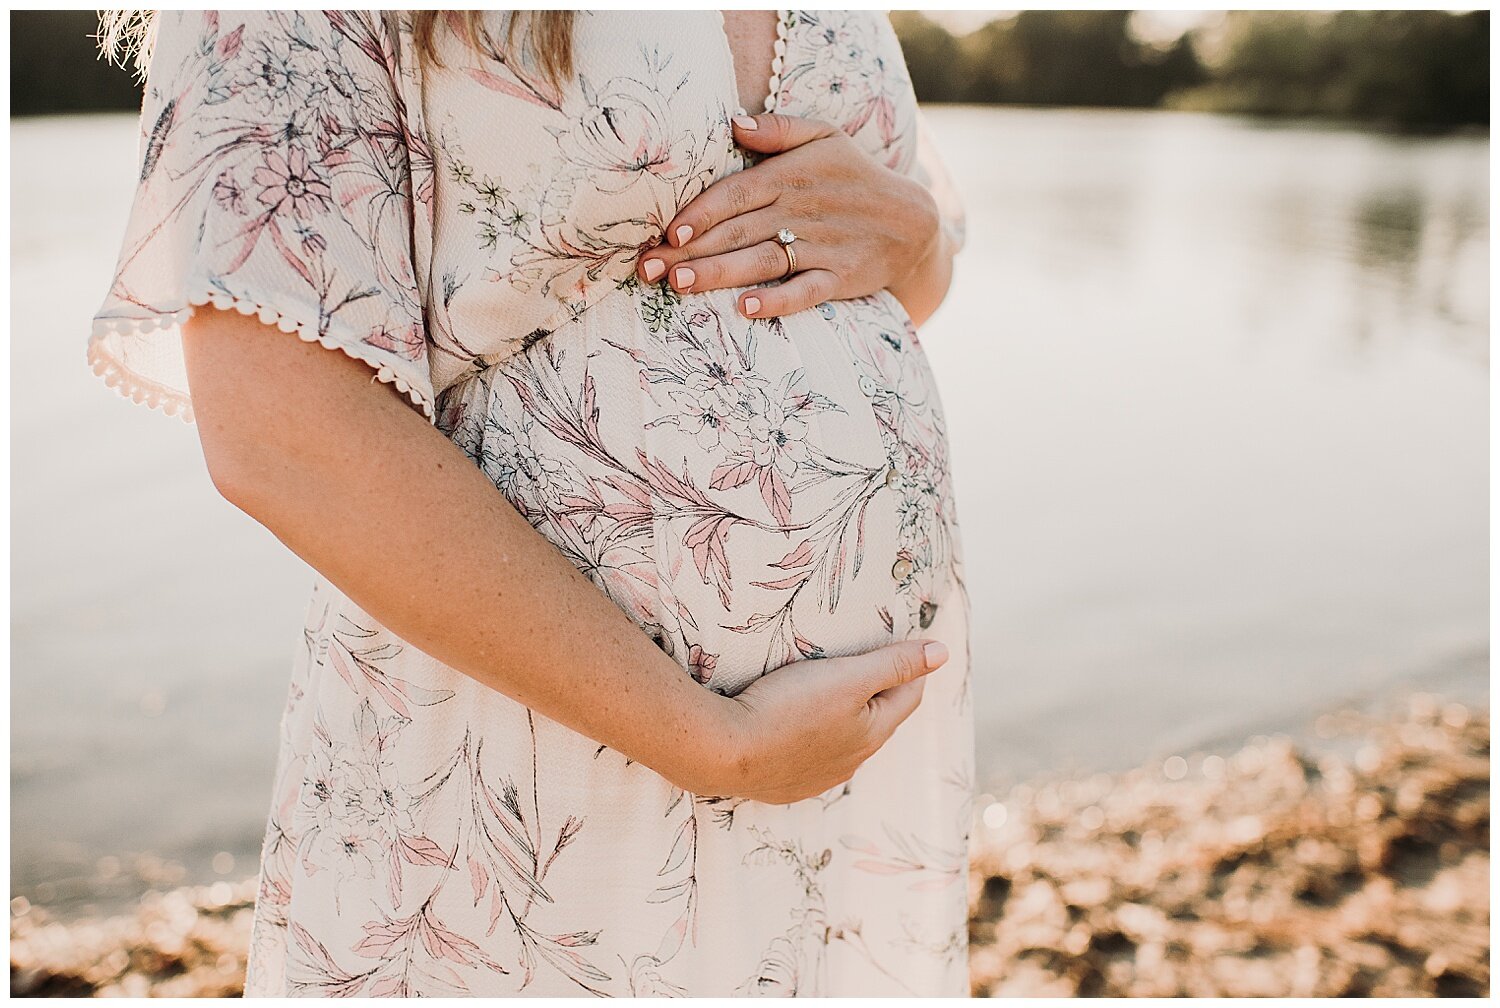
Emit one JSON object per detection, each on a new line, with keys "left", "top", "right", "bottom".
{"left": 11, "top": 108, "right": 1487, "bottom": 914}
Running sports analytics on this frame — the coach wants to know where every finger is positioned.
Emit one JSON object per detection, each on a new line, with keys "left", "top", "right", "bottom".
{"left": 638, "top": 206, "right": 787, "bottom": 284}
{"left": 671, "top": 239, "right": 797, "bottom": 295}
{"left": 731, "top": 112, "right": 839, "bottom": 156}
{"left": 677, "top": 206, "right": 787, "bottom": 261}
{"left": 864, "top": 676, "right": 928, "bottom": 742}
{"left": 739, "top": 268, "right": 840, "bottom": 319}
{"left": 854, "top": 639, "right": 946, "bottom": 700}
{"left": 663, "top": 167, "right": 778, "bottom": 249}
{"left": 637, "top": 242, "right": 688, "bottom": 285}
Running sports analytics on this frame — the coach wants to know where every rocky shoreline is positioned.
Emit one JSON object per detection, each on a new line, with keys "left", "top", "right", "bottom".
{"left": 11, "top": 694, "right": 1489, "bottom": 997}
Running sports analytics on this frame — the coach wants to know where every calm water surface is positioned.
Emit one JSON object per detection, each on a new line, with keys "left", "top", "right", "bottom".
{"left": 12, "top": 107, "right": 1488, "bottom": 914}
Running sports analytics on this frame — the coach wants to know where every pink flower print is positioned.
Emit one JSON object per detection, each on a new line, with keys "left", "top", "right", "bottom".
{"left": 558, "top": 76, "right": 684, "bottom": 193}
{"left": 312, "top": 821, "right": 385, "bottom": 882}
{"left": 353, "top": 702, "right": 417, "bottom": 836}
{"left": 668, "top": 376, "right": 743, "bottom": 452}
{"left": 298, "top": 745, "right": 348, "bottom": 836}
{"left": 804, "top": 17, "right": 862, "bottom": 61}
{"left": 294, "top": 223, "right": 327, "bottom": 259}
{"left": 744, "top": 387, "right": 811, "bottom": 479}
{"left": 212, "top": 169, "right": 246, "bottom": 214}
{"left": 686, "top": 643, "right": 717, "bottom": 684}
{"left": 254, "top": 146, "right": 333, "bottom": 220}
{"left": 366, "top": 323, "right": 425, "bottom": 362}
{"left": 237, "top": 36, "right": 305, "bottom": 114}
{"left": 489, "top": 417, "right": 575, "bottom": 508}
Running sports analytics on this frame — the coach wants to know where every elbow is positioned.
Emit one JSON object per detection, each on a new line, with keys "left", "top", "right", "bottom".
{"left": 199, "top": 435, "right": 274, "bottom": 517}
{"left": 190, "top": 395, "right": 290, "bottom": 519}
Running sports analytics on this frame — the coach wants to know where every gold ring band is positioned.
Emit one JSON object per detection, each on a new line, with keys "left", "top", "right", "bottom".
{"left": 775, "top": 227, "right": 799, "bottom": 277}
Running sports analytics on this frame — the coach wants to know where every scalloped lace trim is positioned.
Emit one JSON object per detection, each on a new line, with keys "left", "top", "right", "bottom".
{"left": 88, "top": 290, "right": 436, "bottom": 425}
{"left": 765, "top": 9, "right": 790, "bottom": 114}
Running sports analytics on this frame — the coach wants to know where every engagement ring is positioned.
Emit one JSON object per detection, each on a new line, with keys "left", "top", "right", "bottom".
{"left": 775, "top": 228, "right": 798, "bottom": 276}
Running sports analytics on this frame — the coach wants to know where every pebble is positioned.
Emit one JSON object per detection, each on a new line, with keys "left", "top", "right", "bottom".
{"left": 967, "top": 696, "right": 1488, "bottom": 997}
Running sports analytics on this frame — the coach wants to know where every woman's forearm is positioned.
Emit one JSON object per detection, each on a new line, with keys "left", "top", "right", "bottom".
{"left": 182, "top": 308, "right": 737, "bottom": 793}
{"left": 887, "top": 189, "right": 957, "bottom": 329}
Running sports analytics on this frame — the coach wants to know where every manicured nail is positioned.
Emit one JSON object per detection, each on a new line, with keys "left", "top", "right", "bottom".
{"left": 733, "top": 115, "right": 758, "bottom": 131}
{"left": 673, "top": 266, "right": 695, "bottom": 290}
{"left": 674, "top": 224, "right": 693, "bottom": 246}
{"left": 923, "top": 641, "right": 949, "bottom": 670}
{"left": 743, "top": 295, "right": 761, "bottom": 316}
{"left": 643, "top": 258, "right": 665, "bottom": 282}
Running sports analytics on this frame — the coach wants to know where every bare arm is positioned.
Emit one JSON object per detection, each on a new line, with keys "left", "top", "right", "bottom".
{"left": 887, "top": 200, "right": 957, "bottom": 329}
{"left": 182, "top": 308, "right": 947, "bottom": 804}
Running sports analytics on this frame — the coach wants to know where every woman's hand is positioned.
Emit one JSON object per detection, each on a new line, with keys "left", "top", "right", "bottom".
{"left": 635, "top": 112, "right": 950, "bottom": 324}
{"left": 692, "top": 638, "right": 949, "bottom": 805}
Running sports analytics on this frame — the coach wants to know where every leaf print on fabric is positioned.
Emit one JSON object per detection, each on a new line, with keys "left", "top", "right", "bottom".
{"left": 839, "top": 825, "right": 968, "bottom": 891}
{"left": 627, "top": 955, "right": 689, "bottom": 996}
{"left": 400, "top": 718, "right": 614, "bottom": 993}
{"left": 513, "top": 919, "right": 612, "bottom": 995}
{"left": 325, "top": 616, "right": 454, "bottom": 718}
{"left": 892, "top": 912, "right": 967, "bottom": 971}
{"left": 347, "top": 896, "right": 510, "bottom": 997}
{"left": 286, "top": 921, "right": 375, "bottom": 997}
{"left": 647, "top": 805, "right": 700, "bottom": 965}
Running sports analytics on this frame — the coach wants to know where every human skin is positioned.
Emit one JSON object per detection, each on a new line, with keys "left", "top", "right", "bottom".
{"left": 181, "top": 311, "right": 949, "bottom": 806}
{"left": 636, "top": 111, "right": 957, "bottom": 327}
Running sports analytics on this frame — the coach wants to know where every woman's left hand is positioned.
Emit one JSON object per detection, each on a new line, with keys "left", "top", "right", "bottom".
{"left": 635, "top": 112, "right": 943, "bottom": 320}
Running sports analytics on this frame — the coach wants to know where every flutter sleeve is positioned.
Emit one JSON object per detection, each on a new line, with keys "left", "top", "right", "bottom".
{"left": 88, "top": 10, "right": 436, "bottom": 423}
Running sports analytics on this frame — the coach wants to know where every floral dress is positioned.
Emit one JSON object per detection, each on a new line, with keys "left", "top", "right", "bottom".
{"left": 89, "top": 10, "right": 972, "bottom": 998}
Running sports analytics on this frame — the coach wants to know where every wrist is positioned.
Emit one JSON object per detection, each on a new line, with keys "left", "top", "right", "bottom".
{"left": 654, "top": 684, "right": 748, "bottom": 796}
{"left": 889, "top": 174, "right": 944, "bottom": 295}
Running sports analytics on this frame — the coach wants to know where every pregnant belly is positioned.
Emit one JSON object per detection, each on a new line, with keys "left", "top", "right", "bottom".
{"left": 437, "top": 281, "right": 961, "bottom": 696}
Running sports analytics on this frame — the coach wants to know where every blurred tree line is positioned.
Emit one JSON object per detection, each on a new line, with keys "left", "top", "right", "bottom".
{"left": 1168, "top": 10, "right": 1489, "bottom": 130}
{"left": 893, "top": 9, "right": 1487, "bottom": 131}
{"left": 11, "top": 10, "right": 1489, "bottom": 132}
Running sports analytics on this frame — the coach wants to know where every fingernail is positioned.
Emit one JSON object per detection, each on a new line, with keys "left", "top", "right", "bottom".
{"left": 733, "top": 115, "right": 758, "bottom": 131}
{"left": 923, "top": 641, "right": 949, "bottom": 670}
{"left": 643, "top": 258, "right": 665, "bottom": 282}
{"left": 674, "top": 224, "right": 693, "bottom": 246}
{"left": 674, "top": 266, "right": 695, "bottom": 290}
{"left": 743, "top": 295, "right": 761, "bottom": 316}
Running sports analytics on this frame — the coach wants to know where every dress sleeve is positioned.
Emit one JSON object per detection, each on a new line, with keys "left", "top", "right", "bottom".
{"left": 88, "top": 10, "right": 436, "bottom": 423}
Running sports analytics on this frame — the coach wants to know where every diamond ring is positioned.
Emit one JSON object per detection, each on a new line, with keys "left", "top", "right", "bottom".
{"left": 775, "top": 228, "right": 798, "bottom": 276}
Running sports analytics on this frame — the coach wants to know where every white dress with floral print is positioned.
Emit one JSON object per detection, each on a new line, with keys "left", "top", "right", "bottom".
{"left": 90, "top": 10, "right": 973, "bottom": 997}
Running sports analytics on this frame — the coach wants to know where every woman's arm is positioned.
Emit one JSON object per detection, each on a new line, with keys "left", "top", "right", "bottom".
{"left": 182, "top": 307, "right": 947, "bottom": 805}
{"left": 886, "top": 202, "right": 958, "bottom": 329}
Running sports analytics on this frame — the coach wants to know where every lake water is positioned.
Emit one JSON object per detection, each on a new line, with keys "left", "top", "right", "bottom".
{"left": 11, "top": 107, "right": 1488, "bottom": 915}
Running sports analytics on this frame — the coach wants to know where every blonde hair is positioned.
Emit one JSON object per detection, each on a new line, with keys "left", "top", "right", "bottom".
{"left": 96, "top": 10, "right": 576, "bottom": 88}
{"left": 412, "top": 11, "right": 574, "bottom": 87}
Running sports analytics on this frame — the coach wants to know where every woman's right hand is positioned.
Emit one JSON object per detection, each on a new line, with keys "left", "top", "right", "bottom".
{"left": 695, "top": 639, "right": 949, "bottom": 805}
